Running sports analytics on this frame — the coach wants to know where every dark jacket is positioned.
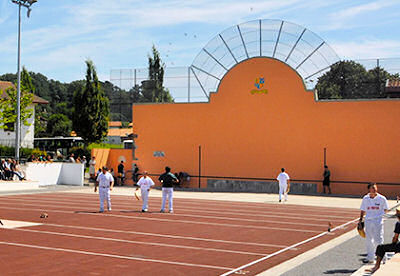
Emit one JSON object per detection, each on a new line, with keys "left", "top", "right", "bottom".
{"left": 158, "top": 172, "right": 178, "bottom": 188}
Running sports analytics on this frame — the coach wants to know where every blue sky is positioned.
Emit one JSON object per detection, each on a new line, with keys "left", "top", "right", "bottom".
{"left": 0, "top": 0, "right": 399, "bottom": 83}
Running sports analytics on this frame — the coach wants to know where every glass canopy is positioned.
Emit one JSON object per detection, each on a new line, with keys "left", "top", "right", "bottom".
{"left": 190, "top": 19, "right": 340, "bottom": 99}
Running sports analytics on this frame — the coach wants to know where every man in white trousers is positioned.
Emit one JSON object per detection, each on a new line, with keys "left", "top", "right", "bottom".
{"left": 95, "top": 166, "right": 114, "bottom": 213}
{"left": 277, "top": 168, "right": 290, "bottom": 202}
{"left": 359, "top": 183, "right": 388, "bottom": 263}
{"left": 136, "top": 171, "right": 154, "bottom": 212}
{"left": 158, "top": 166, "right": 179, "bottom": 213}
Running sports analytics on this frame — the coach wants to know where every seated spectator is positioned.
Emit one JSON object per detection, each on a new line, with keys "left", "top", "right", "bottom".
{"left": 0, "top": 159, "right": 5, "bottom": 180}
{"left": 27, "top": 155, "right": 36, "bottom": 162}
{"left": 68, "top": 153, "right": 75, "bottom": 163}
{"left": 366, "top": 207, "right": 400, "bottom": 273}
{"left": 11, "top": 159, "right": 24, "bottom": 181}
{"left": 3, "top": 159, "right": 12, "bottom": 180}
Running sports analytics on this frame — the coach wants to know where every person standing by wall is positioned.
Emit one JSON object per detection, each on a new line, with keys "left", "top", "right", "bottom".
{"left": 159, "top": 166, "right": 179, "bottom": 213}
{"left": 89, "top": 156, "right": 96, "bottom": 181}
{"left": 359, "top": 183, "right": 389, "bottom": 263}
{"left": 323, "top": 165, "right": 331, "bottom": 194}
{"left": 94, "top": 166, "right": 114, "bottom": 213}
{"left": 277, "top": 168, "right": 290, "bottom": 202}
{"left": 136, "top": 171, "right": 155, "bottom": 212}
{"left": 117, "top": 160, "right": 125, "bottom": 186}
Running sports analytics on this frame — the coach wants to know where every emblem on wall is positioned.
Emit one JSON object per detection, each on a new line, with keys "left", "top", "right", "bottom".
{"left": 251, "top": 77, "right": 268, "bottom": 94}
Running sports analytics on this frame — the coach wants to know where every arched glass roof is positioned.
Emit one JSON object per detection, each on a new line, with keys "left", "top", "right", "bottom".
{"left": 190, "top": 19, "right": 340, "bottom": 99}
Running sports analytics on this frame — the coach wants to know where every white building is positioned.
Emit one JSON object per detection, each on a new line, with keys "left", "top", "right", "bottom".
{"left": 0, "top": 81, "right": 48, "bottom": 149}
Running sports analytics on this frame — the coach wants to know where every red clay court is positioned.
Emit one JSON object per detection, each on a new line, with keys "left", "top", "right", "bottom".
{"left": 0, "top": 192, "right": 360, "bottom": 275}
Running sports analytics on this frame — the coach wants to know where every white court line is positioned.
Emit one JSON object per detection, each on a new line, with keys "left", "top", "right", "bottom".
{"left": 3, "top": 195, "right": 356, "bottom": 221}
{"left": 8, "top": 228, "right": 265, "bottom": 256}
{"left": 0, "top": 203, "right": 321, "bottom": 233}
{"left": 220, "top": 218, "right": 359, "bottom": 276}
{"left": 0, "top": 211, "right": 294, "bottom": 249}
{"left": 8, "top": 195, "right": 355, "bottom": 221}
{"left": 32, "top": 192, "right": 359, "bottom": 215}
{"left": 23, "top": 192, "right": 359, "bottom": 215}
{"left": 0, "top": 197, "right": 329, "bottom": 228}
{"left": 43, "top": 223, "right": 294, "bottom": 249}
{"left": 0, "top": 241, "right": 233, "bottom": 271}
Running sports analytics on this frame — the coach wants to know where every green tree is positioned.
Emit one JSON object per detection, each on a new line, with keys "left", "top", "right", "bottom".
{"left": 316, "top": 61, "right": 400, "bottom": 99}
{"left": 73, "top": 60, "right": 109, "bottom": 144}
{"left": 316, "top": 61, "right": 368, "bottom": 99}
{"left": 46, "top": 113, "right": 72, "bottom": 137}
{"left": 142, "top": 45, "right": 173, "bottom": 102}
{"left": 0, "top": 68, "right": 34, "bottom": 131}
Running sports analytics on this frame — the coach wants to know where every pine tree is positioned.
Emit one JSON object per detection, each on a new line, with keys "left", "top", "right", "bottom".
{"left": 72, "top": 60, "right": 109, "bottom": 144}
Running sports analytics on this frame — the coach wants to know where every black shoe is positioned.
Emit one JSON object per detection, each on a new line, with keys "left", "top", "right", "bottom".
{"left": 362, "top": 258, "right": 373, "bottom": 264}
{"left": 279, "top": 200, "right": 281, "bottom": 202}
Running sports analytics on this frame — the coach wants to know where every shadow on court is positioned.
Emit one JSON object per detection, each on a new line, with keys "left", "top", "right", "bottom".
{"left": 323, "top": 269, "right": 357, "bottom": 274}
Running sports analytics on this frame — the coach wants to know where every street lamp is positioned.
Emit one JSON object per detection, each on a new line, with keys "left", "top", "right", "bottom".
{"left": 11, "top": 0, "right": 37, "bottom": 160}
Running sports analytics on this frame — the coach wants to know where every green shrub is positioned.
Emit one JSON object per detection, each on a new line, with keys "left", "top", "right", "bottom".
{"left": 0, "top": 146, "right": 46, "bottom": 159}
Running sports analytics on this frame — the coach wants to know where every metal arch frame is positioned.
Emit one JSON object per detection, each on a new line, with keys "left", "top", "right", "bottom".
{"left": 285, "top": 28, "right": 306, "bottom": 63}
{"left": 219, "top": 34, "right": 238, "bottom": 64}
{"left": 203, "top": 48, "right": 228, "bottom": 71}
{"left": 190, "top": 19, "right": 340, "bottom": 100}
{"left": 237, "top": 25, "right": 249, "bottom": 59}
{"left": 190, "top": 66, "right": 210, "bottom": 100}
{"left": 273, "top": 21, "right": 284, "bottom": 58}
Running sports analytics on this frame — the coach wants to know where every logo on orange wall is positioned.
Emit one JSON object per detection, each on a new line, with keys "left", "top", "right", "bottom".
{"left": 251, "top": 77, "right": 268, "bottom": 94}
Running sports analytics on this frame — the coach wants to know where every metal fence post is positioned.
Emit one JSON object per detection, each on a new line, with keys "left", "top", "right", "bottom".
{"left": 188, "top": 67, "right": 191, "bottom": 103}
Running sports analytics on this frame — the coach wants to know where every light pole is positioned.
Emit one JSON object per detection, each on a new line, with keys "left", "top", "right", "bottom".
{"left": 11, "top": 0, "right": 37, "bottom": 160}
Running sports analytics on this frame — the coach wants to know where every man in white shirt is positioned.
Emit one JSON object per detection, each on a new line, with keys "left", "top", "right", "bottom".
{"left": 359, "top": 183, "right": 389, "bottom": 263}
{"left": 95, "top": 166, "right": 114, "bottom": 213}
{"left": 277, "top": 168, "right": 290, "bottom": 202}
{"left": 136, "top": 171, "right": 155, "bottom": 212}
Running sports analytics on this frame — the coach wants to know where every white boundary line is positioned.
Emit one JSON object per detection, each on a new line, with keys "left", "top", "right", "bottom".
{"left": 2, "top": 195, "right": 355, "bottom": 221}
{"left": 20, "top": 192, "right": 359, "bottom": 215}
{"left": 0, "top": 197, "right": 331, "bottom": 228}
{"left": 0, "top": 241, "right": 234, "bottom": 271}
{"left": 0, "top": 203, "right": 321, "bottom": 233}
{"left": 220, "top": 218, "right": 359, "bottom": 276}
{"left": 8, "top": 227, "right": 265, "bottom": 256}
{"left": 0, "top": 216, "right": 293, "bottom": 249}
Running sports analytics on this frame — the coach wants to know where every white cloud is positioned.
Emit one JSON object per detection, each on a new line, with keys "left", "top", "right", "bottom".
{"left": 323, "top": 0, "right": 400, "bottom": 31}
{"left": 331, "top": 39, "right": 400, "bottom": 59}
{"left": 331, "top": 0, "right": 398, "bottom": 21}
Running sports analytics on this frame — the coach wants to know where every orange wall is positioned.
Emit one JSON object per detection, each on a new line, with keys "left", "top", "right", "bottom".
{"left": 91, "top": 148, "right": 135, "bottom": 185}
{"left": 132, "top": 58, "right": 400, "bottom": 196}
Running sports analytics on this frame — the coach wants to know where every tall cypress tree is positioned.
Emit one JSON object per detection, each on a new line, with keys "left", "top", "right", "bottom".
{"left": 72, "top": 60, "right": 109, "bottom": 144}
{"left": 142, "top": 45, "right": 173, "bottom": 102}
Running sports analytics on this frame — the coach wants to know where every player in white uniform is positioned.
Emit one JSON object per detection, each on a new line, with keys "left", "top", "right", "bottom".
{"left": 136, "top": 171, "right": 155, "bottom": 212}
{"left": 95, "top": 166, "right": 114, "bottom": 213}
{"left": 359, "top": 183, "right": 388, "bottom": 263}
{"left": 277, "top": 168, "right": 290, "bottom": 202}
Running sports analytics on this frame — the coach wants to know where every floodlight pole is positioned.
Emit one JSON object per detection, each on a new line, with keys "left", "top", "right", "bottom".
{"left": 15, "top": 3, "right": 22, "bottom": 160}
{"left": 12, "top": 0, "right": 37, "bottom": 160}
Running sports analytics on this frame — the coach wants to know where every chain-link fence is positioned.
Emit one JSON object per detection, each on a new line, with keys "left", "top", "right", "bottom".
{"left": 110, "top": 57, "right": 400, "bottom": 105}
